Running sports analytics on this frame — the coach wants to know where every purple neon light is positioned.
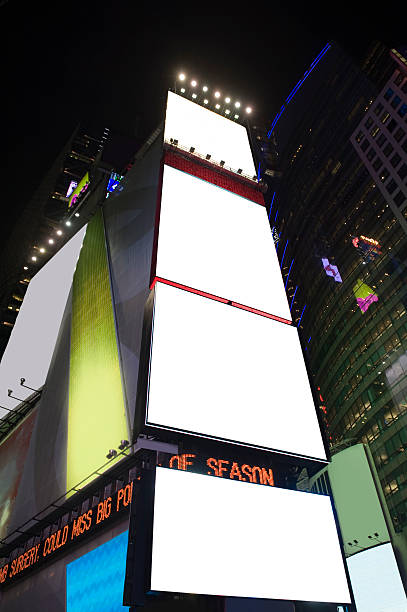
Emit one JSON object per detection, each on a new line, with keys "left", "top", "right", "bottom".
{"left": 267, "top": 43, "right": 331, "bottom": 138}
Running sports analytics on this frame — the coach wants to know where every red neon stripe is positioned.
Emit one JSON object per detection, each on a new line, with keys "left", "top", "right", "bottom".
{"left": 149, "top": 160, "right": 165, "bottom": 287}
{"left": 151, "top": 277, "right": 229, "bottom": 304}
{"left": 150, "top": 276, "right": 293, "bottom": 325}
{"left": 231, "top": 301, "right": 292, "bottom": 325}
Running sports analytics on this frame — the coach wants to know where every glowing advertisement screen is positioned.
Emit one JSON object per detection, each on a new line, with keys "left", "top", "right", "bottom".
{"left": 346, "top": 543, "right": 406, "bottom": 612}
{"left": 164, "top": 91, "right": 256, "bottom": 177}
{"left": 156, "top": 165, "right": 292, "bottom": 321}
{"left": 145, "top": 282, "right": 326, "bottom": 461}
{"left": 150, "top": 468, "right": 351, "bottom": 603}
{"left": 0, "top": 227, "right": 87, "bottom": 418}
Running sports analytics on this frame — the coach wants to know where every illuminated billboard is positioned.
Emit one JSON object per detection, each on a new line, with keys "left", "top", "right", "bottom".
{"left": 68, "top": 172, "right": 90, "bottom": 208}
{"left": 164, "top": 91, "right": 256, "bottom": 177}
{"left": 0, "top": 226, "right": 87, "bottom": 418}
{"left": 346, "top": 543, "right": 406, "bottom": 612}
{"left": 144, "top": 282, "right": 326, "bottom": 461}
{"left": 66, "top": 530, "right": 128, "bottom": 612}
{"left": 155, "top": 164, "right": 292, "bottom": 321}
{"left": 149, "top": 467, "right": 351, "bottom": 604}
{"left": 322, "top": 258, "right": 342, "bottom": 282}
{"left": 353, "top": 279, "right": 378, "bottom": 313}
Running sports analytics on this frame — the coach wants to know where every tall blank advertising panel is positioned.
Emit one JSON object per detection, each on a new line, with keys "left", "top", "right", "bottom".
{"left": 164, "top": 91, "right": 256, "bottom": 177}
{"left": 145, "top": 282, "right": 326, "bottom": 461}
{"left": 150, "top": 468, "right": 351, "bottom": 604}
{"left": 156, "top": 165, "right": 291, "bottom": 321}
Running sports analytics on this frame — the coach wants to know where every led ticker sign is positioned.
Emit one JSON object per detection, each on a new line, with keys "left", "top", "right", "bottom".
{"left": 0, "top": 481, "right": 134, "bottom": 587}
{"left": 167, "top": 453, "right": 274, "bottom": 486}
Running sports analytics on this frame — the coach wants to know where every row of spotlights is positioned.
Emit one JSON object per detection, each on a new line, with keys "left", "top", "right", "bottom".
{"left": 28, "top": 216, "right": 78, "bottom": 264}
{"left": 178, "top": 74, "right": 251, "bottom": 113}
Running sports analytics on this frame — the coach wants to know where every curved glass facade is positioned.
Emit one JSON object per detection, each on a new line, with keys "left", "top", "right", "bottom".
{"left": 261, "top": 42, "right": 407, "bottom": 532}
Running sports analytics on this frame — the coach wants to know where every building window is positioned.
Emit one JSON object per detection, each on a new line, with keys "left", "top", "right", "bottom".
{"left": 375, "top": 102, "right": 384, "bottom": 115}
{"left": 384, "top": 87, "right": 394, "bottom": 100}
{"left": 394, "top": 127, "right": 406, "bottom": 142}
{"left": 373, "top": 157, "right": 382, "bottom": 172}
{"left": 391, "top": 95, "right": 402, "bottom": 109}
{"left": 387, "top": 118, "right": 397, "bottom": 133}
{"left": 365, "top": 117, "right": 374, "bottom": 129}
{"left": 395, "top": 73, "right": 404, "bottom": 86}
{"left": 371, "top": 125, "right": 380, "bottom": 138}
{"left": 355, "top": 130, "right": 364, "bottom": 143}
{"left": 386, "top": 179, "right": 398, "bottom": 194}
{"left": 394, "top": 191, "right": 406, "bottom": 207}
{"left": 381, "top": 111, "right": 390, "bottom": 124}
{"left": 367, "top": 148, "right": 376, "bottom": 162}
{"left": 391, "top": 152, "right": 402, "bottom": 168}
{"left": 402, "top": 139, "right": 407, "bottom": 154}
{"left": 398, "top": 163, "right": 407, "bottom": 179}
{"left": 402, "top": 81, "right": 407, "bottom": 94}
{"left": 398, "top": 103, "right": 407, "bottom": 118}
{"left": 361, "top": 138, "right": 370, "bottom": 152}
{"left": 377, "top": 133, "right": 387, "bottom": 147}
{"left": 383, "top": 142, "right": 394, "bottom": 157}
{"left": 380, "top": 168, "right": 390, "bottom": 182}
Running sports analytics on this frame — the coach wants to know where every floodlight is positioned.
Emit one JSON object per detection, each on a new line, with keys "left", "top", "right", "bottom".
{"left": 191, "top": 80, "right": 197, "bottom": 87}
{"left": 214, "top": 91, "right": 221, "bottom": 98}
{"left": 203, "top": 99, "right": 208, "bottom": 104}
{"left": 74, "top": 212, "right": 80, "bottom": 217}
{"left": 202, "top": 86, "right": 208, "bottom": 92}
{"left": 237, "top": 168, "right": 242, "bottom": 174}
{"left": 48, "top": 239, "right": 54, "bottom": 244}
{"left": 178, "top": 73, "right": 186, "bottom": 81}
{"left": 106, "top": 449, "right": 118, "bottom": 459}
{"left": 118, "top": 439, "right": 129, "bottom": 450}
{"left": 205, "top": 154, "right": 211, "bottom": 160}
{"left": 246, "top": 106, "right": 252, "bottom": 114}
{"left": 225, "top": 109, "right": 230, "bottom": 115}
{"left": 31, "top": 256, "right": 37, "bottom": 261}
{"left": 180, "top": 87, "right": 185, "bottom": 93}
{"left": 39, "top": 248, "right": 45, "bottom": 253}
{"left": 65, "top": 220, "right": 72, "bottom": 226}
{"left": 189, "top": 147, "right": 195, "bottom": 153}
{"left": 215, "top": 103, "right": 220, "bottom": 109}
{"left": 220, "top": 160, "right": 225, "bottom": 166}
{"left": 225, "top": 97, "right": 231, "bottom": 103}
{"left": 192, "top": 93, "right": 197, "bottom": 99}
{"left": 234, "top": 114, "right": 239, "bottom": 119}
{"left": 235, "top": 101, "right": 241, "bottom": 108}
{"left": 56, "top": 230, "right": 63, "bottom": 236}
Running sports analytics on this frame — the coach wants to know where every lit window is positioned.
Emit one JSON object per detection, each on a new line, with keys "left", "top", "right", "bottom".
{"left": 384, "top": 87, "right": 394, "bottom": 101}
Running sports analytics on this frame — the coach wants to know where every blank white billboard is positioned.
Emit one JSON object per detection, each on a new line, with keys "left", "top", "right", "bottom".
{"left": 164, "top": 90, "right": 256, "bottom": 177}
{"left": 347, "top": 543, "right": 406, "bottom": 612}
{"left": 146, "top": 282, "right": 326, "bottom": 461}
{"left": 156, "top": 165, "right": 291, "bottom": 321}
{"left": 151, "top": 468, "right": 351, "bottom": 604}
{"left": 0, "top": 227, "right": 87, "bottom": 418}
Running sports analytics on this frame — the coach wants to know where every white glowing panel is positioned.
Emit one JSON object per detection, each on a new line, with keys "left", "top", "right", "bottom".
{"left": 156, "top": 165, "right": 291, "bottom": 321}
{"left": 146, "top": 282, "right": 326, "bottom": 460}
{"left": 151, "top": 468, "right": 351, "bottom": 603}
{"left": 347, "top": 543, "right": 406, "bottom": 612}
{"left": 0, "top": 227, "right": 87, "bottom": 417}
{"left": 164, "top": 91, "right": 256, "bottom": 177}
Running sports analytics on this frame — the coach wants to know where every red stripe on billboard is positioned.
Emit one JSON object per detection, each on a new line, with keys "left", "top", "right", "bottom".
{"left": 164, "top": 150, "right": 264, "bottom": 205}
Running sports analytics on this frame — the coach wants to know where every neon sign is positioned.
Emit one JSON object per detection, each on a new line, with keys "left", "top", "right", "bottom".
{"left": 352, "top": 235, "right": 381, "bottom": 262}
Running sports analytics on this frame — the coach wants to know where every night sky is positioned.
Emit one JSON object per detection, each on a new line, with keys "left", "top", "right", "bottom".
{"left": 1, "top": 1, "right": 405, "bottom": 242}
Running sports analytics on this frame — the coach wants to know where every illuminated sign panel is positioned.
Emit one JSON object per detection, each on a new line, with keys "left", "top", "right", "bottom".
{"left": 346, "top": 543, "right": 406, "bottom": 612}
{"left": 164, "top": 91, "right": 256, "bottom": 177}
{"left": 353, "top": 279, "right": 378, "bottom": 313}
{"left": 145, "top": 282, "right": 326, "bottom": 461}
{"left": 150, "top": 468, "right": 351, "bottom": 603}
{"left": 155, "top": 165, "right": 292, "bottom": 321}
{"left": 68, "top": 172, "right": 90, "bottom": 208}
{"left": 0, "top": 227, "right": 87, "bottom": 418}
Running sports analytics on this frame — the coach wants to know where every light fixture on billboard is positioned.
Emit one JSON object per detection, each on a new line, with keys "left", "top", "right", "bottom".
{"left": 246, "top": 106, "right": 252, "bottom": 114}
{"left": 202, "top": 85, "right": 208, "bottom": 92}
{"left": 118, "top": 439, "right": 129, "bottom": 450}
{"left": 178, "top": 73, "right": 185, "bottom": 81}
{"left": 214, "top": 91, "right": 221, "bottom": 98}
{"left": 189, "top": 147, "right": 195, "bottom": 153}
{"left": 215, "top": 103, "right": 220, "bottom": 109}
{"left": 106, "top": 449, "right": 118, "bottom": 459}
{"left": 31, "top": 256, "right": 37, "bottom": 262}
{"left": 74, "top": 212, "right": 80, "bottom": 217}
{"left": 7, "top": 389, "right": 26, "bottom": 403}
{"left": 237, "top": 168, "right": 243, "bottom": 174}
{"left": 234, "top": 114, "right": 239, "bottom": 119}
{"left": 225, "top": 97, "right": 231, "bottom": 103}
{"left": 235, "top": 101, "right": 241, "bottom": 108}
{"left": 56, "top": 230, "right": 63, "bottom": 236}
{"left": 48, "top": 239, "right": 54, "bottom": 244}
{"left": 205, "top": 154, "right": 211, "bottom": 160}
{"left": 203, "top": 99, "right": 208, "bottom": 104}
{"left": 191, "top": 80, "right": 197, "bottom": 87}
{"left": 65, "top": 220, "right": 72, "bottom": 227}
{"left": 192, "top": 93, "right": 197, "bottom": 99}
{"left": 20, "top": 378, "right": 38, "bottom": 392}
{"left": 225, "top": 109, "right": 230, "bottom": 115}
{"left": 180, "top": 88, "right": 186, "bottom": 93}
{"left": 220, "top": 160, "right": 225, "bottom": 166}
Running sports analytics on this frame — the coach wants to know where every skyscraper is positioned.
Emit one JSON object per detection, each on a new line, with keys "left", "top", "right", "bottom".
{"left": 260, "top": 40, "right": 407, "bottom": 546}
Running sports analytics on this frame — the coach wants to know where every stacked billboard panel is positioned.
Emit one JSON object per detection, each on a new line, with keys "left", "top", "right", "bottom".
{"left": 128, "top": 91, "right": 352, "bottom": 608}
